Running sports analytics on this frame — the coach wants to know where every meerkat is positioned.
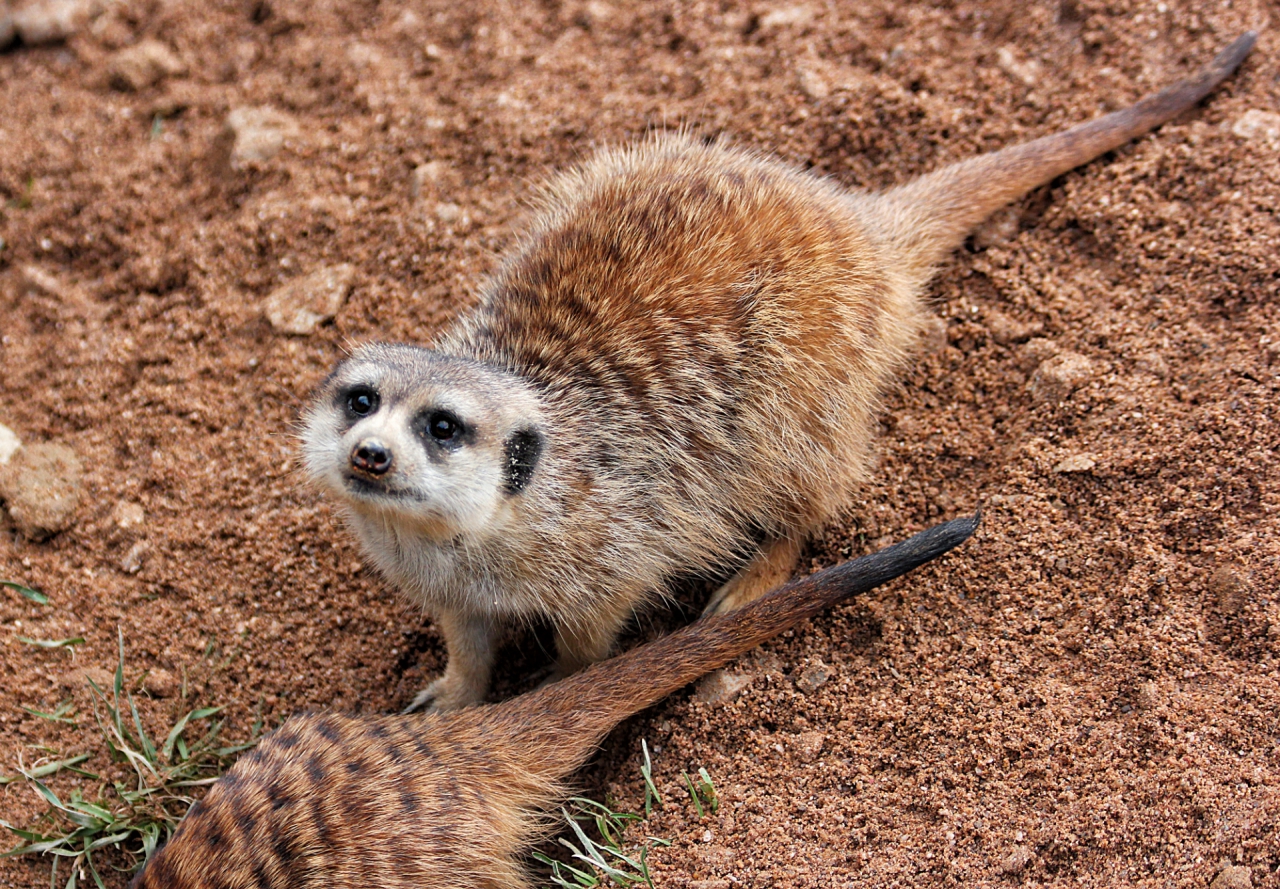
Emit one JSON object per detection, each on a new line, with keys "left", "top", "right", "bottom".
{"left": 300, "top": 34, "right": 1255, "bottom": 712}
{"left": 129, "top": 513, "right": 978, "bottom": 889}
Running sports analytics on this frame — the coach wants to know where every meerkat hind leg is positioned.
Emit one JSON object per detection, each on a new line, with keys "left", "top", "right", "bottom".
{"left": 552, "top": 604, "right": 636, "bottom": 680}
{"left": 403, "top": 609, "right": 498, "bottom": 713}
{"left": 704, "top": 534, "right": 805, "bottom": 615}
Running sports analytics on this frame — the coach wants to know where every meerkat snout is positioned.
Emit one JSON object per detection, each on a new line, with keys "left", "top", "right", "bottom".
{"left": 351, "top": 439, "right": 393, "bottom": 475}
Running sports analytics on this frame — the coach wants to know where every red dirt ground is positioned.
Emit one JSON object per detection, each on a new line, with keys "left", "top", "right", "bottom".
{"left": 1, "top": 0, "right": 1277, "bottom": 886}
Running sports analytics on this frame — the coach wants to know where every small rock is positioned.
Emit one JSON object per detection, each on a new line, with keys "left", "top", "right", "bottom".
{"left": 996, "top": 45, "right": 1042, "bottom": 86}
{"left": 19, "top": 263, "right": 84, "bottom": 302}
{"left": 434, "top": 201, "right": 464, "bottom": 224}
{"left": 108, "top": 39, "right": 185, "bottom": 91}
{"left": 1208, "top": 566, "right": 1249, "bottom": 615}
{"left": 0, "top": 423, "right": 21, "bottom": 465}
{"left": 263, "top": 264, "right": 356, "bottom": 335}
{"left": 1028, "top": 351, "right": 1096, "bottom": 403}
{"left": 1133, "top": 680, "right": 1160, "bottom": 711}
{"left": 1000, "top": 844, "right": 1034, "bottom": 875}
{"left": 1053, "top": 453, "right": 1096, "bottom": 473}
{"left": 1134, "top": 350, "right": 1170, "bottom": 380}
{"left": 797, "top": 63, "right": 833, "bottom": 100}
{"left": 757, "top": 5, "right": 814, "bottom": 32}
{"left": 1210, "top": 865, "right": 1252, "bottom": 889}
{"left": 1231, "top": 110, "right": 1280, "bottom": 143}
{"left": 120, "top": 539, "right": 148, "bottom": 574}
{"left": 794, "top": 730, "right": 826, "bottom": 762}
{"left": 111, "top": 500, "right": 145, "bottom": 530}
{"left": 143, "top": 668, "right": 179, "bottom": 698}
{"left": 984, "top": 306, "right": 1042, "bottom": 345}
{"left": 693, "top": 668, "right": 753, "bottom": 704}
{"left": 794, "top": 659, "right": 832, "bottom": 694}
{"left": 972, "top": 204, "right": 1022, "bottom": 249}
{"left": 11, "top": 0, "right": 92, "bottom": 45}
{"left": 219, "top": 106, "right": 300, "bottom": 170}
{"left": 410, "top": 160, "right": 456, "bottom": 200}
{"left": 0, "top": 442, "right": 84, "bottom": 539}
{"left": 1021, "top": 336, "right": 1059, "bottom": 366}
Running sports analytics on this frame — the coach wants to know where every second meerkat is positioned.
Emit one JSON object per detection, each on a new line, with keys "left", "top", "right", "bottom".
{"left": 302, "top": 34, "right": 1255, "bottom": 711}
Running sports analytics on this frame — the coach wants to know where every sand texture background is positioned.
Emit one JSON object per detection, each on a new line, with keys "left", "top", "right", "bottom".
{"left": 0, "top": 0, "right": 1277, "bottom": 886}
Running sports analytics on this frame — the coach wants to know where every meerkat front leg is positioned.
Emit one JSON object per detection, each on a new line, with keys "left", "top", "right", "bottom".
{"left": 403, "top": 609, "right": 498, "bottom": 712}
{"left": 704, "top": 534, "right": 805, "bottom": 615}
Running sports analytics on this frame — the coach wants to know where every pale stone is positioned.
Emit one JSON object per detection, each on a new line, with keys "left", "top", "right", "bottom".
{"left": 111, "top": 500, "right": 145, "bottom": 530}
{"left": 0, "top": 424, "right": 20, "bottom": 465}
{"left": 109, "top": 39, "right": 185, "bottom": 91}
{"left": 996, "top": 45, "right": 1042, "bottom": 86}
{"left": 758, "top": 5, "right": 814, "bottom": 31}
{"left": 120, "top": 539, "right": 148, "bottom": 574}
{"left": 973, "top": 204, "right": 1022, "bottom": 248}
{"left": 693, "top": 668, "right": 753, "bottom": 704}
{"left": 999, "top": 845, "right": 1033, "bottom": 875}
{"left": 1053, "top": 453, "right": 1096, "bottom": 473}
{"left": 263, "top": 264, "right": 356, "bottom": 335}
{"left": 1029, "top": 351, "right": 1096, "bottom": 402}
{"left": 794, "top": 730, "right": 826, "bottom": 762}
{"left": 221, "top": 106, "right": 300, "bottom": 169}
{"left": 1231, "top": 110, "right": 1280, "bottom": 143}
{"left": 1210, "top": 865, "right": 1252, "bottom": 889}
{"left": 11, "top": 0, "right": 91, "bottom": 45}
{"left": 794, "top": 659, "right": 832, "bottom": 694}
{"left": 0, "top": 442, "right": 84, "bottom": 539}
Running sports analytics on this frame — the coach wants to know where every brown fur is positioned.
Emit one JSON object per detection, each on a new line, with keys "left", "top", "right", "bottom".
{"left": 130, "top": 513, "right": 979, "bottom": 889}
{"left": 299, "top": 34, "right": 1255, "bottom": 711}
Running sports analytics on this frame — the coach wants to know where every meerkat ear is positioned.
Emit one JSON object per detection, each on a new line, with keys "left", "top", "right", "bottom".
{"left": 502, "top": 428, "right": 543, "bottom": 495}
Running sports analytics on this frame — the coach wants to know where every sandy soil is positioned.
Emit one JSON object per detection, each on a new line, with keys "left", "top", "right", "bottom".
{"left": 1, "top": 0, "right": 1278, "bottom": 886}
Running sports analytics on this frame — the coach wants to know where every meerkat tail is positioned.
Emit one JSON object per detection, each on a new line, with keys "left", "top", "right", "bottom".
{"left": 495, "top": 511, "right": 981, "bottom": 774}
{"left": 871, "top": 31, "right": 1256, "bottom": 278}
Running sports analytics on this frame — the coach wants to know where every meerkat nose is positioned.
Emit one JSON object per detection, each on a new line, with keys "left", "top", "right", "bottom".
{"left": 351, "top": 439, "right": 393, "bottom": 475}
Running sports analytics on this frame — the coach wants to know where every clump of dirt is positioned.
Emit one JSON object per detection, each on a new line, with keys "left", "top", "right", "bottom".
{"left": 1, "top": 1, "right": 1276, "bottom": 887}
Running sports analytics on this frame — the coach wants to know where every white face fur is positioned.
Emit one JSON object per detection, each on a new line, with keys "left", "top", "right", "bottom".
{"left": 300, "top": 344, "right": 545, "bottom": 540}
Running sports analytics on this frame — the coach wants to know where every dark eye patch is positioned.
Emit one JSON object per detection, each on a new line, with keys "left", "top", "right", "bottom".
{"left": 416, "top": 409, "right": 468, "bottom": 449}
{"left": 342, "top": 386, "right": 379, "bottom": 418}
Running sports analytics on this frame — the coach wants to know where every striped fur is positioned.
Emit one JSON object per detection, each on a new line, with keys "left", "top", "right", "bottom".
{"left": 131, "top": 515, "right": 978, "bottom": 889}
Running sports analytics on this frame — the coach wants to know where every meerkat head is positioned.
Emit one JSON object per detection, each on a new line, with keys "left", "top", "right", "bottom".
{"left": 300, "top": 343, "right": 546, "bottom": 538}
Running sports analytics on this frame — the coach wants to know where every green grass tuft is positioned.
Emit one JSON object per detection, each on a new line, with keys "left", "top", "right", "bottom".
{"left": 534, "top": 796, "right": 670, "bottom": 889}
{"left": 536, "top": 741, "right": 718, "bottom": 888}
{"left": 2, "top": 630, "right": 261, "bottom": 888}
{"left": 681, "top": 767, "right": 718, "bottom": 818}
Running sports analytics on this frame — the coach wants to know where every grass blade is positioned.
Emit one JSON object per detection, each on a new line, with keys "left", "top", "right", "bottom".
{"left": 17, "top": 637, "right": 85, "bottom": 650}
{"left": 1, "top": 580, "right": 48, "bottom": 605}
{"left": 0, "top": 755, "right": 90, "bottom": 785}
{"left": 19, "top": 700, "right": 78, "bottom": 725}
{"left": 160, "top": 706, "right": 222, "bottom": 764}
{"left": 639, "top": 739, "right": 661, "bottom": 817}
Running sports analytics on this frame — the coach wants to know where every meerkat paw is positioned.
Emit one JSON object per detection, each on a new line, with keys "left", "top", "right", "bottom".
{"left": 704, "top": 535, "right": 804, "bottom": 615}
{"left": 402, "top": 675, "right": 483, "bottom": 713}
{"left": 401, "top": 678, "right": 447, "bottom": 713}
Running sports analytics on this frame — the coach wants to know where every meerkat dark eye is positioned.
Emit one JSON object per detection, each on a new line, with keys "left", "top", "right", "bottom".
{"left": 346, "top": 387, "right": 379, "bottom": 417}
{"left": 427, "top": 411, "right": 463, "bottom": 442}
